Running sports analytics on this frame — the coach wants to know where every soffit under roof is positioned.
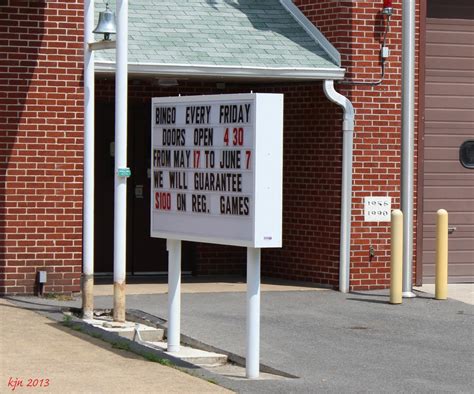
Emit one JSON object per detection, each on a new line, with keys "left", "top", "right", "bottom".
{"left": 94, "top": 0, "right": 344, "bottom": 80}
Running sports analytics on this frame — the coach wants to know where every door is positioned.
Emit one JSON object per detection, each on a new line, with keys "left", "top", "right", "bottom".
{"left": 94, "top": 101, "right": 194, "bottom": 274}
{"left": 421, "top": 0, "right": 474, "bottom": 283}
{"left": 94, "top": 101, "right": 116, "bottom": 273}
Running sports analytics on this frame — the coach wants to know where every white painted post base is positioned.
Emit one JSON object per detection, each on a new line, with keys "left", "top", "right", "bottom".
{"left": 167, "top": 239, "right": 181, "bottom": 353}
{"left": 246, "top": 247, "right": 261, "bottom": 379}
{"left": 402, "top": 291, "right": 417, "bottom": 298}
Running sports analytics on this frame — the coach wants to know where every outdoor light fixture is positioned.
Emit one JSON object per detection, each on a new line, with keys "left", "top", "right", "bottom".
{"left": 157, "top": 78, "right": 179, "bottom": 87}
{"left": 338, "top": 0, "right": 393, "bottom": 86}
{"left": 93, "top": 2, "right": 117, "bottom": 41}
{"left": 382, "top": 0, "right": 393, "bottom": 16}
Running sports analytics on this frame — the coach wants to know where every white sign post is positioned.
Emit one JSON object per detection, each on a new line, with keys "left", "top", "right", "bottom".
{"left": 166, "top": 239, "right": 181, "bottom": 352}
{"left": 151, "top": 93, "right": 283, "bottom": 378}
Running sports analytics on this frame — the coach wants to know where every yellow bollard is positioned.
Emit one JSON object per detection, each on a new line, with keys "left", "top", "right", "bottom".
{"left": 390, "top": 209, "right": 403, "bottom": 304}
{"left": 435, "top": 209, "right": 448, "bottom": 300}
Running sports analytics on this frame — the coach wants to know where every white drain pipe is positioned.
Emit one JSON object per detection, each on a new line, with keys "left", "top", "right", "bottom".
{"left": 401, "top": 0, "right": 416, "bottom": 298}
{"left": 323, "top": 80, "right": 355, "bottom": 293}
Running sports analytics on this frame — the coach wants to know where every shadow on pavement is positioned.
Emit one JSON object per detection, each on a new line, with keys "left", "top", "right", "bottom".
{"left": 346, "top": 298, "right": 390, "bottom": 305}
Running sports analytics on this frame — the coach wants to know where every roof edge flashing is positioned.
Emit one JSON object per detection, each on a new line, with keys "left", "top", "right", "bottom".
{"left": 95, "top": 61, "right": 345, "bottom": 80}
{"left": 279, "top": 0, "right": 341, "bottom": 67}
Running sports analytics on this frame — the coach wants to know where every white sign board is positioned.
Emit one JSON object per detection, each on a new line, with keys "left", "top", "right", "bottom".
{"left": 151, "top": 93, "right": 283, "bottom": 248}
{"left": 364, "top": 197, "right": 391, "bottom": 222}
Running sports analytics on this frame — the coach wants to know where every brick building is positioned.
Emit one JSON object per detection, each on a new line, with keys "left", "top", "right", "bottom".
{"left": 1, "top": 0, "right": 472, "bottom": 295}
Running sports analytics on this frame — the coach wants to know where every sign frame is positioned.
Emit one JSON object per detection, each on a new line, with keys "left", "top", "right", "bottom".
{"left": 150, "top": 93, "right": 283, "bottom": 248}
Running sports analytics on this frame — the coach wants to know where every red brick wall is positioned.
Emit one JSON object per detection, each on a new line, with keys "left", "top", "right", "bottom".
{"left": 294, "top": 0, "right": 420, "bottom": 290}
{"left": 0, "top": 1, "right": 84, "bottom": 295}
{"left": 0, "top": 0, "right": 420, "bottom": 294}
{"left": 262, "top": 84, "right": 342, "bottom": 285}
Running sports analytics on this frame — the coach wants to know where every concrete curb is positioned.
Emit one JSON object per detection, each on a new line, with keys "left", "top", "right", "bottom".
{"left": 54, "top": 309, "right": 239, "bottom": 390}
{"left": 19, "top": 305, "right": 237, "bottom": 391}
{"left": 126, "top": 309, "right": 298, "bottom": 379}
{"left": 35, "top": 305, "right": 294, "bottom": 391}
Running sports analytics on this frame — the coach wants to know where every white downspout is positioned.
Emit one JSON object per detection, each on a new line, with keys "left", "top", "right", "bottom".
{"left": 323, "top": 80, "right": 355, "bottom": 293}
{"left": 401, "top": 0, "right": 416, "bottom": 297}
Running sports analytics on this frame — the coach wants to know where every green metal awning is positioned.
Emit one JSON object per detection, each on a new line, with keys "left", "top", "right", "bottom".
{"left": 95, "top": 0, "right": 344, "bottom": 80}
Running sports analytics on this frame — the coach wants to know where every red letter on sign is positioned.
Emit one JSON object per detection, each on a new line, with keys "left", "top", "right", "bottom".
{"left": 194, "top": 150, "right": 201, "bottom": 168}
{"left": 245, "top": 150, "right": 251, "bottom": 169}
{"left": 155, "top": 192, "right": 171, "bottom": 210}
{"left": 224, "top": 128, "right": 229, "bottom": 146}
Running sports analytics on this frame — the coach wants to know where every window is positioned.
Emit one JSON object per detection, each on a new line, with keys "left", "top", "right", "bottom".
{"left": 459, "top": 140, "right": 474, "bottom": 169}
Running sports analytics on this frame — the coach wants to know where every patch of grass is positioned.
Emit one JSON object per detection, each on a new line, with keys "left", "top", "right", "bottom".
{"left": 206, "top": 378, "right": 218, "bottom": 385}
{"left": 61, "top": 316, "right": 83, "bottom": 332}
{"left": 61, "top": 315, "right": 76, "bottom": 331}
{"left": 111, "top": 341, "right": 131, "bottom": 351}
{"left": 143, "top": 352, "right": 174, "bottom": 366}
{"left": 44, "top": 293, "right": 74, "bottom": 301}
{"left": 91, "top": 332, "right": 103, "bottom": 339}
{"left": 62, "top": 314, "right": 73, "bottom": 327}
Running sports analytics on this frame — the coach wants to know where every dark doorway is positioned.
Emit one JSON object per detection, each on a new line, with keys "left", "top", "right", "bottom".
{"left": 94, "top": 101, "right": 194, "bottom": 275}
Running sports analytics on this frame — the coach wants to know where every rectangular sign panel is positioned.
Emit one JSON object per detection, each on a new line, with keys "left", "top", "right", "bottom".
{"left": 364, "top": 197, "right": 391, "bottom": 222}
{"left": 151, "top": 93, "right": 283, "bottom": 248}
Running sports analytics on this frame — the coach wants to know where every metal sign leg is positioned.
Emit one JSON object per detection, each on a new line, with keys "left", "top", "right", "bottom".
{"left": 246, "top": 247, "right": 261, "bottom": 378}
{"left": 167, "top": 239, "right": 181, "bottom": 352}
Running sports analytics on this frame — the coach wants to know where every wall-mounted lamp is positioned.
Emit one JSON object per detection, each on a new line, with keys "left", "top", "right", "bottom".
{"left": 93, "top": 2, "right": 117, "bottom": 41}
{"left": 338, "top": 0, "right": 394, "bottom": 86}
{"left": 382, "top": 0, "right": 393, "bottom": 16}
{"left": 157, "top": 78, "right": 179, "bottom": 87}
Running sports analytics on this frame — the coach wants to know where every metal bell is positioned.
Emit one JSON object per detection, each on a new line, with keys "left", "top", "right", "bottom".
{"left": 93, "top": 3, "right": 116, "bottom": 41}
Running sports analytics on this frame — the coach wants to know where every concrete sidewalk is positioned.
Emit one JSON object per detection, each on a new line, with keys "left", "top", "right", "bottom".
{"left": 0, "top": 298, "right": 231, "bottom": 394}
{"left": 415, "top": 283, "right": 474, "bottom": 305}
{"left": 92, "top": 275, "right": 327, "bottom": 296}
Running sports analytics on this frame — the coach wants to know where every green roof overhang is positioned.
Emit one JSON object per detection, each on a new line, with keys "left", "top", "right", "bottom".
{"left": 94, "top": 0, "right": 345, "bottom": 81}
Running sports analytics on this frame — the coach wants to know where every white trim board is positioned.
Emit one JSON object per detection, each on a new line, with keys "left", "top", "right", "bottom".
{"left": 95, "top": 61, "right": 345, "bottom": 81}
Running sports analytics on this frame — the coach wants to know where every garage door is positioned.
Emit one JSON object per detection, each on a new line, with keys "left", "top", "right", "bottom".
{"left": 422, "top": 0, "right": 474, "bottom": 283}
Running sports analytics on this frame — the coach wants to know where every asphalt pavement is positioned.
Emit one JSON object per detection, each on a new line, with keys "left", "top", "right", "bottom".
{"left": 3, "top": 282, "right": 473, "bottom": 393}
